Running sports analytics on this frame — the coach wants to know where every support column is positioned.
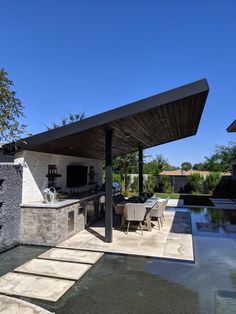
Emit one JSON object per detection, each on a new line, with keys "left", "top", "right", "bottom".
{"left": 105, "top": 129, "right": 113, "bottom": 243}
{"left": 139, "top": 146, "right": 143, "bottom": 196}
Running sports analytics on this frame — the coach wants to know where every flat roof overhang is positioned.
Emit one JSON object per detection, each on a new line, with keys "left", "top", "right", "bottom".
{"left": 227, "top": 120, "right": 236, "bottom": 133}
{"left": 3, "top": 79, "right": 209, "bottom": 159}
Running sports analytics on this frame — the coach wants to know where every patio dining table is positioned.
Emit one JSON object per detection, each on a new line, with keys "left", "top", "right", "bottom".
{"left": 119, "top": 197, "right": 159, "bottom": 232}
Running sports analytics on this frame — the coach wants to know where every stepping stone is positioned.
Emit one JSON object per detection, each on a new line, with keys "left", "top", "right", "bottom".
{"left": 196, "top": 222, "right": 219, "bottom": 232}
{"left": 0, "top": 272, "right": 74, "bottom": 302}
{"left": 223, "top": 224, "right": 236, "bottom": 233}
{"left": 0, "top": 295, "right": 53, "bottom": 314}
{"left": 15, "top": 258, "right": 91, "bottom": 280}
{"left": 216, "top": 290, "right": 236, "bottom": 314}
{"left": 38, "top": 248, "right": 103, "bottom": 264}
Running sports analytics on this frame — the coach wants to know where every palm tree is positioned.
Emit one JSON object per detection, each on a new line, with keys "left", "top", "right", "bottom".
{"left": 46, "top": 112, "right": 85, "bottom": 130}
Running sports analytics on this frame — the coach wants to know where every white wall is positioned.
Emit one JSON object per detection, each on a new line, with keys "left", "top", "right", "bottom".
{"left": 14, "top": 150, "right": 103, "bottom": 203}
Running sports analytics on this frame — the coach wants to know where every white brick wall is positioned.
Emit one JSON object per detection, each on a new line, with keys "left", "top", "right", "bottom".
{"left": 14, "top": 150, "right": 103, "bottom": 203}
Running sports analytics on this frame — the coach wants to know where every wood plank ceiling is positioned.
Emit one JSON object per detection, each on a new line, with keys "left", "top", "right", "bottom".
{"left": 3, "top": 80, "right": 209, "bottom": 160}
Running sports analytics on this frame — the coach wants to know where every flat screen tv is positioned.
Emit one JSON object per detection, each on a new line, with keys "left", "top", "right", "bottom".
{"left": 67, "top": 165, "right": 88, "bottom": 188}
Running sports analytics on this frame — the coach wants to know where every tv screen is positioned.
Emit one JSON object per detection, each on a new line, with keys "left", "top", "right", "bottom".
{"left": 67, "top": 165, "right": 88, "bottom": 188}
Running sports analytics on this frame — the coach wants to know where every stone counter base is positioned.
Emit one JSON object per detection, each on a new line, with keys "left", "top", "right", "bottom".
{"left": 21, "top": 201, "right": 84, "bottom": 246}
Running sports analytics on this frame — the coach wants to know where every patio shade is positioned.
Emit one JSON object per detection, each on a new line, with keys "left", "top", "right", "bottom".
{"left": 3, "top": 79, "right": 209, "bottom": 159}
{"left": 227, "top": 120, "right": 236, "bottom": 132}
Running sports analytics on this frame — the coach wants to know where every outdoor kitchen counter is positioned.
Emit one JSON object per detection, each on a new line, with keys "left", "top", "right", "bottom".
{"left": 20, "top": 192, "right": 105, "bottom": 246}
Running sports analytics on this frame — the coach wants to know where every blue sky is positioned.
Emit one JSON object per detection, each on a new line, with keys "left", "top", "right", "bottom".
{"left": 1, "top": 0, "right": 236, "bottom": 166}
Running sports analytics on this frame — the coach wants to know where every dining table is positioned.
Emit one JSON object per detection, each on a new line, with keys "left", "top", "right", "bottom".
{"left": 119, "top": 197, "right": 159, "bottom": 232}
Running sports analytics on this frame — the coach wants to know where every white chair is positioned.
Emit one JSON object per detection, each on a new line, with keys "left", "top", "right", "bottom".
{"left": 123, "top": 203, "right": 146, "bottom": 235}
{"left": 150, "top": 198, "right": 169, "bottom": 229}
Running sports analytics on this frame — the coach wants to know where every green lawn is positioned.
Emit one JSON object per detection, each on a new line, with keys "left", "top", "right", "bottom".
{"left": 155, "top": 192, "right": 180, "bottom": 199}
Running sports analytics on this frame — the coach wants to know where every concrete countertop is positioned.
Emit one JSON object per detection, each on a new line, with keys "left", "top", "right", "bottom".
{"left": 20, "top": 191, "right": 105, "bottom": 209}
{"left": 77, "top": 191, "right": 105, "bottom": 201}
{"left": 21, "top": 199, "right": 80, "bottom": 209}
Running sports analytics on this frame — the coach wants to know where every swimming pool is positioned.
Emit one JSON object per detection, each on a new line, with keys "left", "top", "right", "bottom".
{"left": 1, "top": 207, "right": 236, "bottom": 313}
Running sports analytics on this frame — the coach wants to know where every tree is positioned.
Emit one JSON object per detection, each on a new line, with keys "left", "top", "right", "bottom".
{"left": 193, "top": 163, "right": 206, "bottom": 171}
{"left": 144, "top": 154, "right": 171, "bottom": 175}
{"left": 204, "top": 143, "right": 236, "bottom": 172}
{"left": 113, "top": 152, "right": 139, "bottom": 191}
{"left": 206, "top": 172, "right": 222, "bottom": 193}
{"left": 46, "top": 112, "right": 85, "bottom": 130}
{"left": 0, "top": 68, "right": 27, "bottom": 141}
{"left": 193, "top": 142, "right": 236, "bottom": 172}
{"left": 181, "top": 162, "right": 192, "bottom": 171}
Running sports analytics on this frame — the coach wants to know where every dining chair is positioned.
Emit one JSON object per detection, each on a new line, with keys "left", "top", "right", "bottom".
{"left": 150, "top": 198, "right": 169, "bottom": 229}
{"left": 123, "top": 203, "right": 146, "bottom": 235}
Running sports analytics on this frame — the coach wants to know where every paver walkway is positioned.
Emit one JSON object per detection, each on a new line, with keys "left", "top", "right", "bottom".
{"left": 0, "top": 249, "right": 104, "bottom": 309}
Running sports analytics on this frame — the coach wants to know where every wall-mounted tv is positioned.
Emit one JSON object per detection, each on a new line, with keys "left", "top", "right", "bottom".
{"left": 67, "top": 165, "right": 88, "bottom": 188}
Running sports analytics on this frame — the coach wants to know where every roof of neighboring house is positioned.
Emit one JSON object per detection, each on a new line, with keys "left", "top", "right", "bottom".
{"left": 160, "top": 170, "right": 231, "bottom": 176}
{"left": 227, "top": 120, "right": 236, "bottom": 132}
{"left": 2, "top": 79, "right": 209, "bottom": 160}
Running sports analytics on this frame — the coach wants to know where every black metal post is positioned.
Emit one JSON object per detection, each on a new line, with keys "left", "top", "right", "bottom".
{"left": 105, "top": 129, "right": 113, "bottom": 243}
{"left": 139, "top": 146, "right": 143, "bottom": 195}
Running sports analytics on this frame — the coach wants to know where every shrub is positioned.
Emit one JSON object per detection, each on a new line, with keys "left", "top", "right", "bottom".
{"left": 113, "top": 173, "right": 122, "bottom": 187}
{"left": 144, "top": 175, "right": 157, "bottom": 192}
{"left": 213, "top": 177, "right": 236, "bottom": 198}
{"left": 187, "top": 173, "right": 204, "bottom": 194}
{"left": 158, "top": 175, "right": 173, "bottom": 193}
{"left": 206, "top": 172, "right": 222, "bottom": 193}
{"left": 131, "top": 176, "right": 139, "bottom": 193}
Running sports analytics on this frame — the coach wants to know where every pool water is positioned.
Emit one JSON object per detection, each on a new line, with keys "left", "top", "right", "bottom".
{"left": 1, "top": 207, "right": 236, "bottom": 314}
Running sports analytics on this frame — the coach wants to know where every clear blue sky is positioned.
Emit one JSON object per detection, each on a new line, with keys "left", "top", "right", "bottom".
{"left": 1, "top": 0, "right": 235, "bottom": 166}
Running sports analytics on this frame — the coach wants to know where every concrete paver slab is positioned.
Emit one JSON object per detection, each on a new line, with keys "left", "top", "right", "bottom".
{"left": 15, "top": 258, "right": 91, "bottom": 280}
{"left": 38, "top": 248, "right": 103, "bottom": 264}
{"left": 0, "top": 272, "right": 74, "bottom": 302}
{"left": 0, "top": 295, "right": 53, "bottom": 314}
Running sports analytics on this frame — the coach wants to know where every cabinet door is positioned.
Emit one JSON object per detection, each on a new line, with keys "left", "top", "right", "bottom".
{"left": 94, "top": 199, "right": 99, "bottom": 220}
{"left": 86, "top": 201, "right": 94, "bottom": 226}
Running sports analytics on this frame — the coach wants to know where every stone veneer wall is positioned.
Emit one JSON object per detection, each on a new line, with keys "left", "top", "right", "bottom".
{"left": 21, "top": 202, "right": 84, "bottom": 246}
{"left": 0, "top": 164, "right": 22, "bottom": 252}
{"left": 14, "top": 150, "right": 103, "bottom": 203}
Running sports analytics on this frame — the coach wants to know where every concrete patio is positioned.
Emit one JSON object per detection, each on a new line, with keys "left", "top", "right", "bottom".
{"left": 57, "top": 210, "right": 194, "bottom": 261}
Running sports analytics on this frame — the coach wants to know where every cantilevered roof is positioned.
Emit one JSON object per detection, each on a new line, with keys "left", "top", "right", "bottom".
{"left": 227, "top": 120, "right": 236, "bottom": 132}
{"left": 3, "top": 79, "right": 209, "bottom": 160}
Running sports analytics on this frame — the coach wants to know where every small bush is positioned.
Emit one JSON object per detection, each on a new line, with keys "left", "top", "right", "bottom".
{"left": 158, "top": 175, "right": 173, "bottom": 193}
{"left": 187, "top": 173, "right": 204, "bottom": 194}
{"left": 206, "top": 172, "right": 221, "bottom": 193}
{"left": 144, "top": 175, "right": 157, "bottom": 192}
{"left": 213, "top": 177, "right": 236, "bottom": 198}
{"left": 131, "top": 176, "right": 139, "bottom": 193}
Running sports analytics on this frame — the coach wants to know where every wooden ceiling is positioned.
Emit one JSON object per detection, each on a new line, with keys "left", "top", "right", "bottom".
{"left": 3, "top": 79, "right": 209, "bottom": 160}
{"left": 227, "top": 120, "right": 236, "bottom": 132}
